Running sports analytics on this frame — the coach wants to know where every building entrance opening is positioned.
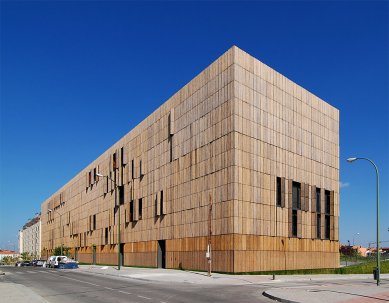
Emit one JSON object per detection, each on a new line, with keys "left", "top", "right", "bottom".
{"left": 157, "top": 240, "right": 166, "bottom": 268}
{"left": 120, "top": 243, "right": 124, "bottom": 266}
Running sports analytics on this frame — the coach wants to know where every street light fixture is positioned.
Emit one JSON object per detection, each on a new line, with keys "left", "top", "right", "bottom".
{"left": 347, "top": 157, "right": 380, "bottom": 286}
{"left": 96, "top": 172, "right": 121, "bottom": 270}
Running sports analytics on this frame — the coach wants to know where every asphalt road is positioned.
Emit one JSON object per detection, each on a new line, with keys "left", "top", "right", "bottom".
{"left": 0, "top": 266, "right": 274, "bottom": 303}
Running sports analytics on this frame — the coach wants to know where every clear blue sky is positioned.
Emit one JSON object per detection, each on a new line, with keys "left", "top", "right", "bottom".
{"left": 1, "top": 1, "right": 388, "bottom": 251}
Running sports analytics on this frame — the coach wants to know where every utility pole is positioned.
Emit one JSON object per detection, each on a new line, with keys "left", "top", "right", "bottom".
{"left": 207, "top": 193, "right": 213, "bottom": 277}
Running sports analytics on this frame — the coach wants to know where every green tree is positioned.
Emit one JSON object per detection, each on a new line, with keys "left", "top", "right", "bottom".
{"left": 1, "top": 256, "right": 18, "bottom": 265}
{"left": 53, "top": 245, "right": 70, "bottom": 256}
{"left": 21, "top": 252, "right": 32, "bottom": 261}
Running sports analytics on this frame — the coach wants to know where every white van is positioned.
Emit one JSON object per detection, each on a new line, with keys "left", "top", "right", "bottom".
{"left": 49, "top": 256, "right": 68, "bottom": 268}
{"left": 47, "top": 256, "right": 56, "bottom": 268}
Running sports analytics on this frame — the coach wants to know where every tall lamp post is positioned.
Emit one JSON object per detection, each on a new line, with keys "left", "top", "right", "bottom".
{"left": 48, "top": 207, "right": 64, "bottom": 255}
{"left": 347, "top": 157, "right": 380, "bottom": 286}
{"left": 96, "top": 173, "right": 121, "bottom": 270}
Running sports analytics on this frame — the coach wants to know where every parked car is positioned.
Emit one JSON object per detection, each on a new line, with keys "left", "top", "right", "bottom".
{"left": 58, "top": 262, "right": 78, "bottom": 269}
{"left": 35, "top": 260, "right": 46, "bottom": 267}
{"left": 31, "top": 260, "right": 38, "bottom": 266}
{"left": 15, "top": 261, "right": 22, "bottom": 267}
{"left": 49, "top": 256, "right": 68, "bottom": 268}
{"left": 21, "top": 261, "right": 31, "bottom": 266}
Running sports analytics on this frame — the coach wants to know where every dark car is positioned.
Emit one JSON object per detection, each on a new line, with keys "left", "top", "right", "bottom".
{"left": 31, "top": 260, "right": 38, "bottom": 266}
{"left": 21, "top": 261, "right": 31, "bottom": 266}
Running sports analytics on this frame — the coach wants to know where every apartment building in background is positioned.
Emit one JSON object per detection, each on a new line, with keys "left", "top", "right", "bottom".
{"left": 20, "top": 215, "right": 41, "bottom": 258}
{"left": 41, "top": 46, "right": 340, "bottom": 272}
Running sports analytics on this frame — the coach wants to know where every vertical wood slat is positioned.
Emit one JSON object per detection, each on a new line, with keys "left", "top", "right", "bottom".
{"left": 156, "top": 192, "right": 161, "bottom": 216}
{"left": 134, "top": 198, "right": 139, "bottom": 221}
{"left": 103, "top": 162, "right": 108, "bottom": 194}
{"left": 297, "top": 210, "right": 302, "bottom": 238}
{"left": 86, "top": 172, "right": 89, "bottom": 189}
{"left": 118, "top": 148, "right": 123, "bottom": 186}
{"left": 161, "top": 190, "right": 167, "bottom": 215}
{"left": 128, "top": 159, "right": 133, "bottom": 183}
{"left": 125, "top": 202, "right": 130, "bottom": 223}
{"left": 123, "top": 145, "right": 128, "bottom": 165}
{"left": 301, "top": 183, "right": 305, "bottom": 211}
{"left": 169, "top": 108, "right": 175, "bottom": 136}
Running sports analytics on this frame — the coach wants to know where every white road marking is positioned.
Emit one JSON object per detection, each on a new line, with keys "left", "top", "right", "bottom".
{"left": 61, "top": 276, "right": 100, "bottom": 287}
{"left": 118, "top": 290, "right": 132, "bottom": 295}
{"left": 104, "top": 287, "right": 114, "bottom": 290}
{"left": 138, "top": 295, "right": 151, "bottom": 300}
{"left": 27, "top": 271, "right": 37, "bottom": 273}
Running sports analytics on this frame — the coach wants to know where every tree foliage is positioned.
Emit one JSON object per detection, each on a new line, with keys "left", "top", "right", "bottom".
{"left": 1, "top": 256, "right": 18, "bottom": 265}
{"left": 53, "top": 246, "right": 70, "bottom": 256}
{"left": 21, "top": 252, "right": 32, "bottom": 261}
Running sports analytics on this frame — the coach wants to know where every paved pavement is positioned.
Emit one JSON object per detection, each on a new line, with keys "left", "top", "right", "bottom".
{"left": 77, "top": 265, "right": 389, "bottom": 302}
{"left": 1, "top": 265, "right": 388, "bottom": 302}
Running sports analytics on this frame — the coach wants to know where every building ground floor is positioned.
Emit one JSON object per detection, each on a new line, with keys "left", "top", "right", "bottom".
{"left": 42, "top": 235, "right": 339, "bottom": 273}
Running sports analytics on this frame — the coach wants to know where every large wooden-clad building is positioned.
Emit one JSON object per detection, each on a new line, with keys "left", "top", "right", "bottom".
{"left": 41, "top": 46, "right": 340, "bottom": 272}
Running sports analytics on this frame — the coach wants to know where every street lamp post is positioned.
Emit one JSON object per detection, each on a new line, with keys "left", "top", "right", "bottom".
{"left": 97, "top": 173, "right": 121, "bottom": 270}
{"left": 347, "top": 157, "right": 380, "bottom": 286}
{"left": 48, "top": 207, "right": 64, "bottom": 255}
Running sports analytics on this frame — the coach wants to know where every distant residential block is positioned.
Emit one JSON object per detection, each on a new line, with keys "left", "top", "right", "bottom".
{"left": 19, "top": 215, "right": 41, "bottom": 258}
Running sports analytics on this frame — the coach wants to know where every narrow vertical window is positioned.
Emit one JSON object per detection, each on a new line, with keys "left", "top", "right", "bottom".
{"left": 276, "top": 177, "right": 282, "bottom": 207}
{"left": 113, "top": 153, "right": 117, "bottom": 170}
{"left": 131, "top": 159, "right": 134, "bottom": 179}
{"left": 118, "top": 186, "right": 124, "bottom": 205}
{"left": 316, "top": 188, "right": 321, "bottom": 213}
{"left": 104, "top": 228, "right": 108, "bottom": 245}
{"left": 291, "top": 181, "right": 301, "bottom": 238}
{"left": 292, "top": 182, "right": 301, "bottom": 210}
{"left": 292, "top": 210, "right": 297, "bottom": 237}
{"left": 316, "top": 187, "right": 321, "bottom": 238}
{"left": 129, "top": 200, "right": 134, "bottom": 222}
{"left": 325, "top": 190, "right": 331, "bottom": 239}
{"left": 93, "top": 214, "right": 96, "bottom": 230}
{"left": 139, "top": 198, "right": 143, "bottom": 219}
{"left": 317, "top": 214, "right": 321, "bottom": 239}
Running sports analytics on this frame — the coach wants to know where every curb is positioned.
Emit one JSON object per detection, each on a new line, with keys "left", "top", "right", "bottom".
{"left": 262, "top": 290, "right": 298, "bottom": 303}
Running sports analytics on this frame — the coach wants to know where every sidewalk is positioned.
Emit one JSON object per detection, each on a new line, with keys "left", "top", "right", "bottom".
{"left": 0, "top": 282, "right": 49, "bottom": 303}
{"left": 263, "top": 283, "right": 389, "bottom": 303}
{"left": 76, "top": 265, "right": 389, "bottom": 302}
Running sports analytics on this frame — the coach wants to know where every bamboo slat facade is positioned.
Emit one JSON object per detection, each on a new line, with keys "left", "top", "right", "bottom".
{"left": 41, "top": 46, "right": 340, "bottom": 272}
